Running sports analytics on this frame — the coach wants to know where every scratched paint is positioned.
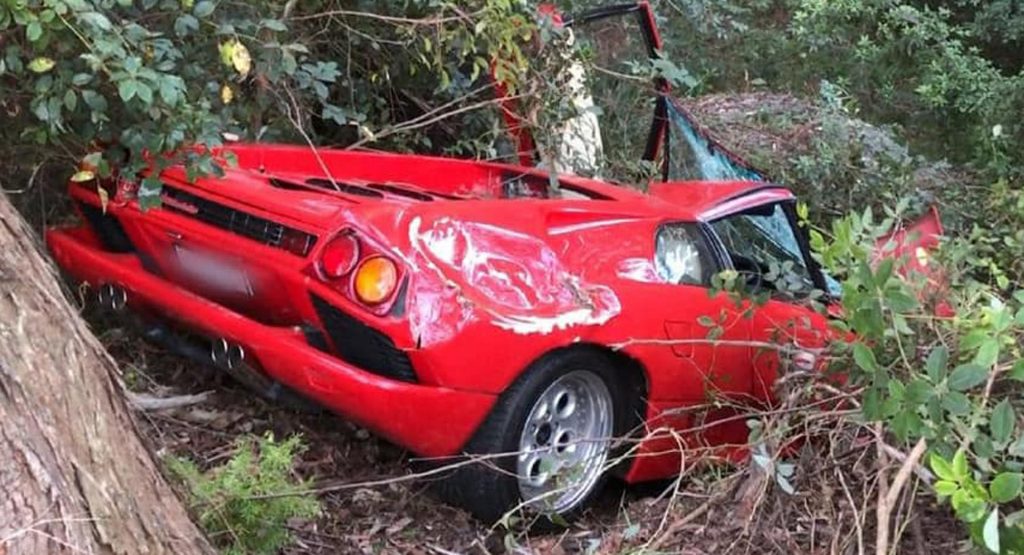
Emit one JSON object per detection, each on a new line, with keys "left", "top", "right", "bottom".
{"left": 616, "top": 257, "right": 661, "bottom": 283}
{"left": 407, "top": 216, "right": 621, "bottom": 342}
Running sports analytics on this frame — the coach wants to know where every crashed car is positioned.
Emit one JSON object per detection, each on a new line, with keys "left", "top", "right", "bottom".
{"left": 45, "top": 2, "right": 941, "bottom": 523}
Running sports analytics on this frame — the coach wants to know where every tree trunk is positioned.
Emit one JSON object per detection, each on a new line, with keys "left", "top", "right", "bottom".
{"left": 0, "top": 194, "right": 212, "bottom": 555}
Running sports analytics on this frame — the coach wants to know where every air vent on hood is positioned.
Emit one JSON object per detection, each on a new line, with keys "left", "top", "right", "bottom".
{"left": 366, "top": 183, "right": 434, "bottom": 202}
{"left": 304, "top": 178, "right": 383, "bottom": 198}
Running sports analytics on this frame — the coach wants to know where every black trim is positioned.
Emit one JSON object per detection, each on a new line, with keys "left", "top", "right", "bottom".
{"left": 77, "top": 201, "right": 135, "bottom": 253}
{"left": 566, "top": 3, "right": 658, "bottom": 58}
{"left": 310, "top": 294, "right": 417, "bottom": 383}
{"left": 162, "top": 187, "right": 318, "bottom": 256}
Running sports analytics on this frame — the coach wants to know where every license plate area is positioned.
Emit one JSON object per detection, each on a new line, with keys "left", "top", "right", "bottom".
{"left": 173, "top": 244, "right": 253, "bottom": 297}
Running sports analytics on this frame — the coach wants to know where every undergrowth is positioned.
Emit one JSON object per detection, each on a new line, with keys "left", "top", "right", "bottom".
{"left": 167, "top": 433, "right": 320, "bottom": 555}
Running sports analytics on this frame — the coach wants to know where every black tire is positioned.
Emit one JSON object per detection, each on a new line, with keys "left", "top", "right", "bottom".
{"left": 438, "top": 348, "right": 635, "bottom": 527}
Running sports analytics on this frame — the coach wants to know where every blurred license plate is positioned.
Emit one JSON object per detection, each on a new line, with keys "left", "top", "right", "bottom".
{"left": 174, "top": 245, "right": 253, "bottom": 296}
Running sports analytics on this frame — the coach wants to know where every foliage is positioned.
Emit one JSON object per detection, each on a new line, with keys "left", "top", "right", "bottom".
{"left": 167, "top": 433, "right": 320, "bottom": 555}
{"left": 809, "top": 203, "right": 1024, "bottom": 553}
{"left": 0, "top": 0, "right": 556, "bottom": 204}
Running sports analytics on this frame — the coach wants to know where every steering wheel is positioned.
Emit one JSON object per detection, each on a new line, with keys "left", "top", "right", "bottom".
{"left": 731, "top": 253, "right": 766, "bottom": 290}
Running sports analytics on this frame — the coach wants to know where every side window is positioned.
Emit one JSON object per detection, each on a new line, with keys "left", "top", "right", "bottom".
{"left": 710, "top": 203, "right": 816, "bottom": 296}
{"left": 655, "top": 224, "right": 714, "bottom": 285}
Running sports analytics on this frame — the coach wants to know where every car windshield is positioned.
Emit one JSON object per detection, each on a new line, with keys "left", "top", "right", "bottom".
{"left": 711, "top": 202, "right": 819, "bottom": 297}
{"left": 665, "top": 98, "right": 766, "bottom": 182}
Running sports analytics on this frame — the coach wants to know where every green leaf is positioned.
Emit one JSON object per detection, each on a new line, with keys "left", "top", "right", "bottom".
{"left": 991, "top": 400, "right": 1015, "bottom": 445}
{"left": 925, "top": 345, "right": 949, "bottom": 383}
{"left": 135, "top": 82, "right": 153, "bottom": 104}
{"left": 26, "top": 21, "right": 42, "bottom": 42}
{"left": 931, "top": 452, "right": 956, "bottom": 482}
{"left": 943, "top": 391, "right": 972, "bottom": 415}
{"left": 118, "top": 80, "right": 138, "bottom": 102}
{"left": 852, "top": 342, "right": 878, "bottom": 372}
{"left": 905, "top": 378, "right": 933, "bottom": 404}
{"left": 975, "top": 338, "right": 1001, "bottom": 367}
{"left": 949, "top": 363, "right": 989, "bottom": 391}
{"left": 934, "top": 480, "right": 958, "bottom": 497}
{"left": 1010, "top": 360, "right": 1024, "bottom": 382}
{"left": 27, "top": 57, "right": 55, "bottom": 73}
{"left": 79, "top": 11, "right": 112, "bottom": 32}
{"left": 953, "top": 449, "right": 969, "bottom": 481}
{"left": 990, "top": 473, "right": 1022, "bottom": 503}
{"left": 193, "top": 0, "right": 215, "bottom": 17}
{"left": 983, "top": 508, "right": 1000, "bottom": 553}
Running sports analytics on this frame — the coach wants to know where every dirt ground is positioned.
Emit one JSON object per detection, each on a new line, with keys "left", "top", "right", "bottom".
{"left": 82, "top": 306, "right": 966, "bottom": 555}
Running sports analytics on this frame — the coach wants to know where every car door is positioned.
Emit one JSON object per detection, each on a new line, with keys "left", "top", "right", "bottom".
{"left": 652, "top": 223, "right": 756, "bottom": 402}
{"left": 706, "top": 200, "right": 833, "bottom": 403}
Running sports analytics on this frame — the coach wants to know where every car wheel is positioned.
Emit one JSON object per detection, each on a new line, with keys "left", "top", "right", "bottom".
{"left": 440, "top": 349, "right": 631, "bottom": 526}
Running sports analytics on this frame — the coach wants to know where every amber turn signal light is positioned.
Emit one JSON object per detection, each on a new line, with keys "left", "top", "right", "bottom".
{"left": 353, "top": 256, "right": 398, "bottom": 305}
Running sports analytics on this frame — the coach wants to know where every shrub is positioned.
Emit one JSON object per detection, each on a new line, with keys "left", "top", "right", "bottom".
{"left": 167, "top": 433, "right": 320, "bottom": 555}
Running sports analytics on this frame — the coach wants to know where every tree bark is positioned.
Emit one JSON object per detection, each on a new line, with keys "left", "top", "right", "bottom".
{"left": 0, "top": 194, "right": 212, "bottom": 555}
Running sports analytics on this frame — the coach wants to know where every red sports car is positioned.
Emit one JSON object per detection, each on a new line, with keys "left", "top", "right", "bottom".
{"left": 46, "top": 3, "right": 941, "bottom": 524}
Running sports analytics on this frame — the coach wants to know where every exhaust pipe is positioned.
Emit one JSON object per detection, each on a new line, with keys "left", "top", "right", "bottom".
{"left": 97, "top": 283, "right": 128, "bottom": 311}
{"left": 210, "top": 338, "right": 245, "bottom": 370}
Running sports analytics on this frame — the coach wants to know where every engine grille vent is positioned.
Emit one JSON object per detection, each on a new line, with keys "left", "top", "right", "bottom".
{"left": 162, "top": 187, "right": 317, "bottom": 256}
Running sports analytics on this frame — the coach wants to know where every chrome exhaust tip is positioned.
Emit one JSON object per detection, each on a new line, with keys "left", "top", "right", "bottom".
{"left": 97, "top": 283, "right": 128, "bottom": 311}
{"left": 211, "top": 338, "right": 245, "bottom": 370}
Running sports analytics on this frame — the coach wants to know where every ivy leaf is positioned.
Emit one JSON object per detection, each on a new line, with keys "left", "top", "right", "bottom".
{"left": 948, "top": 364, "right": 988, "bottom": 391}
{"left": 990, "top": 473, "right": 1022, "bottom": 503}
{"left": 174, "top": 14, "right": 199, "bottom": 37}
{"left": 231, "top": 42, "right": 252, "bottom": 76}
{"left": 70, "top": 170, "right": 95, "bottom": 183}
{"left": 26, "top": 21, "right": 42, "bottom": 42}
{"left": 135, "top": 82, "right": 153, "bottom": 104}
{"left": 118, "top": 80, "right": 139, "bottom": 102}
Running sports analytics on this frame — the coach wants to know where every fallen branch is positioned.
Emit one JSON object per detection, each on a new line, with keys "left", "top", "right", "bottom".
{"left": 127, "top": 391, "right": 213, "bottom": 411}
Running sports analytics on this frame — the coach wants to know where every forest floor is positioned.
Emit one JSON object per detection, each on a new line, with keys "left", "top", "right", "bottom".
{"left": 91, "top": 309, "right": 966, "bottom": 555}
{"left": 19, "top": 92, "right": 969, "bottom": 554}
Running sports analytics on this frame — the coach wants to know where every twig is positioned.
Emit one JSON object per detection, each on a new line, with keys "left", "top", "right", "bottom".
{"left": 875, "top": 436, "right": 927, "bottom": 555}
{"left": 647, "top": 497, "right": 713, "bottom": 552}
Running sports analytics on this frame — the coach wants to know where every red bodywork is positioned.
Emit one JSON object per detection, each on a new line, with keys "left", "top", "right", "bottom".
{"left": 45, "top": 3, "right": 943, "bottom": 484}
{"left": 47, "top": 146, "right": 841, "bottom": 482}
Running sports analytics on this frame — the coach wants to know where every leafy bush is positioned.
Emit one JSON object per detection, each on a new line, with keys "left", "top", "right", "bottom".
{"left": 167, "top": 433, "right": 320, "bottom": 555}
{"left": 810, "top": 203, "right": 1024, "bottom": 553}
